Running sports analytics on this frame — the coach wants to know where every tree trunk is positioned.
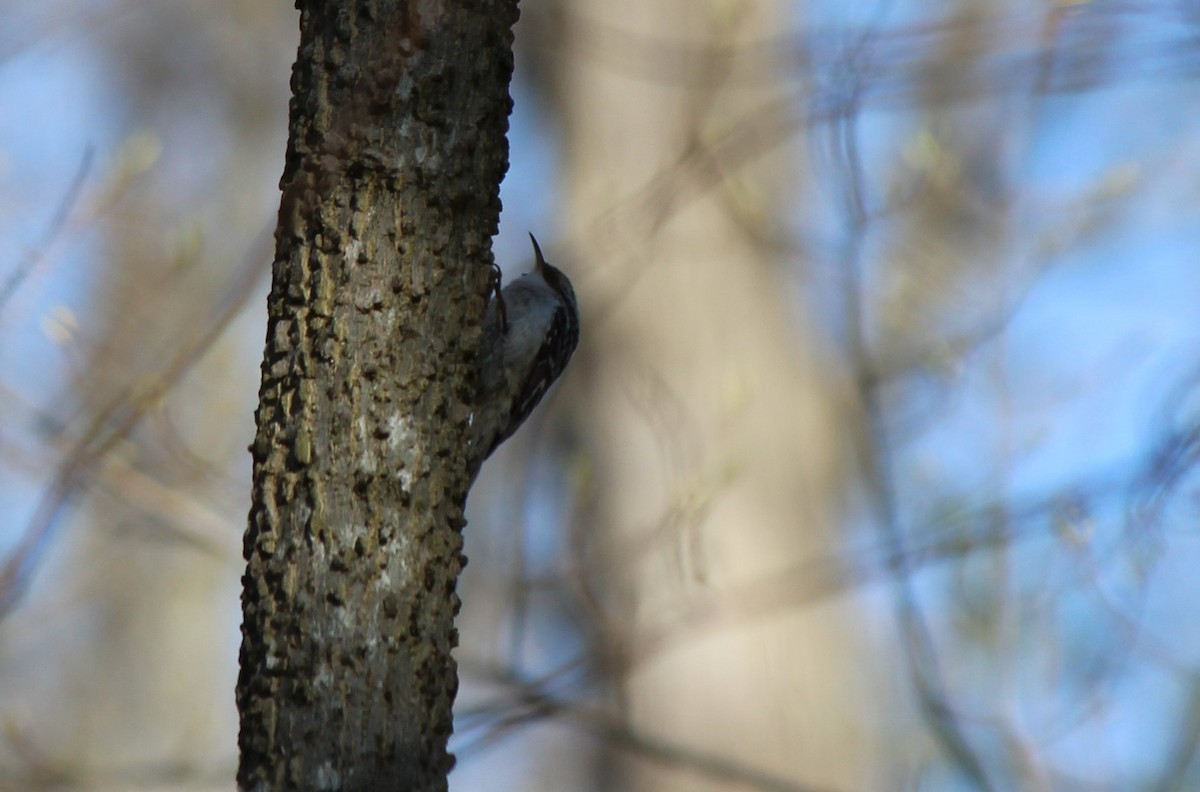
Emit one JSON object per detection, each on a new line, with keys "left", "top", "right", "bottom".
{"left": 553, "top": 3, "right": 890, "bottom": 789}
{"left": 237, "top": 2, "right": 519, "bottom": 790}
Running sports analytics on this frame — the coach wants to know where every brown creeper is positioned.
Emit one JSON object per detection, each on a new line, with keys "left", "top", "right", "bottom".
{"left": 470, "top": 234, "right": 580, "bottom": 474}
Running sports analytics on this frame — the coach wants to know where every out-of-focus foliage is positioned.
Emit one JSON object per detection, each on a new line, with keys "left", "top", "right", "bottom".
{"left": 0, "top": 3, "right": 291, "bottom": 789}
{"left": 2, "top": 1, "right": 1199, "bottom": 790}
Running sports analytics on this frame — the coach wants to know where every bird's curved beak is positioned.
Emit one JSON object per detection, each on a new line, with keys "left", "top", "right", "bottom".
{"left": 529, "top": 233, "right": 546, "bottom": 273}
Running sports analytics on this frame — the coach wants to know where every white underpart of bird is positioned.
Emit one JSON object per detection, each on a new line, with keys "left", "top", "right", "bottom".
{"left": 469, "top": 234, "right": 579, "bottom": 477}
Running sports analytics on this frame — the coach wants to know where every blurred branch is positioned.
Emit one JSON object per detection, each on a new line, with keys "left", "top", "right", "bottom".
{"left": 534, "top": 4, "right": 1200, "bottom": 94}
{"left": 829, "top": 44, "right": 998, "bottom": 788}
{"left": 0, "top": 729, "right": 236, "bottom": 792}
{"left": 0, "top": 147, "right": 93, "bottom": 318}
{"left": 456, "top": 657, "right": 842, "bottom": 792}
{"left": 0, "top": 221, "right": 271, "bottom": 616}
{"left": 1149, "top": 672, "right": 1200, "bottom": 792}
{"left": 566, "top": 4, "right": 1200, "bottom": 330}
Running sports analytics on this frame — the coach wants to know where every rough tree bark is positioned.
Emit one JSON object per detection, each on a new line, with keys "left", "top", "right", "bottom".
{"left": 238, "top": 2, "right": 519, "bottom": 791}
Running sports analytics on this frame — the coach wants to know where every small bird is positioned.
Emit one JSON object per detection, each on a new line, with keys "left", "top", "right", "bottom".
{"left": 470, "top": 234, "right": 580, "bottom": 473}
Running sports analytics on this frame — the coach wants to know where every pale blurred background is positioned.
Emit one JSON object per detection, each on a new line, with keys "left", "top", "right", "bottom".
{"left": 3, "top": 1, "right": 1200, "bottom": 790}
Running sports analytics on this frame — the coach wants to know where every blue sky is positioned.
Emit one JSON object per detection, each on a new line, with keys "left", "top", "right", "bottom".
{"left": 2, "top": 4, "right": 1200, "bottom": 789}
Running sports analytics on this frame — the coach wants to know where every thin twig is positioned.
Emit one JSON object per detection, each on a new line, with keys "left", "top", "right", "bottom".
{"left": 0, "top": 147, "right": 94, "bottom": 318}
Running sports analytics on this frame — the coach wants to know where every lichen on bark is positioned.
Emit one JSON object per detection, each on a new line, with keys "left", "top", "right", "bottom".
{"left": 237, "top": 3, "right": 520, "bottom": 790}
